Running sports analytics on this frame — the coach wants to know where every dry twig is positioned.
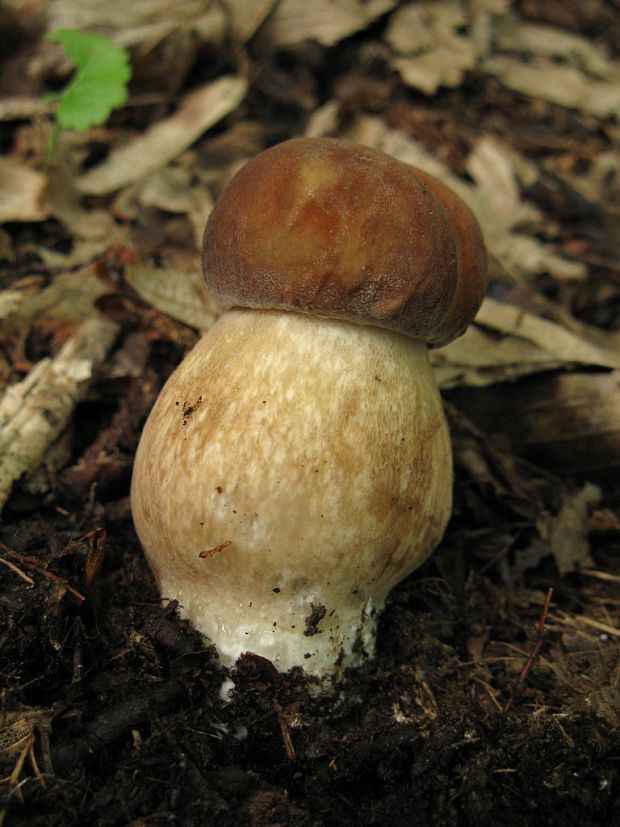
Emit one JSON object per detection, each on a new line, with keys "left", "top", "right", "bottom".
{"left": 503, "top": 588, "right": 553, "bottom": 714}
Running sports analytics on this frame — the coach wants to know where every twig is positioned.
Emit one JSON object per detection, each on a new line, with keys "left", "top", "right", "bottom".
{"left": 561, "top": 613, "right": 620, "bottom": 639}
{"left": 0, "top": 540, "right": 85, "bottom": 601}
{"left": 274, "top": 703, "right": 296, "bottom": 762}
{"left": 579, "top": 569, "right": 620, "bottom": 585}
{"left": 39, "top": 569, "right": 85, "bottom": 603}
{"left": 199, "top": 540, "right": 232, "bottom": 559}
{"left": 503, "top": 587, "right": 553, "bottom": 714}
{"left": 0, "top": 556, "right": 35, "bottom": 587}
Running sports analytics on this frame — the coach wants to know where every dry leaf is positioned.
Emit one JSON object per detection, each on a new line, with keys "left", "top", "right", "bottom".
{"left": 125, "top": 257, "right": 222, "bottom": 331}
{"left": 262, "top": 0, "right": 398, "bottom": 47}
{"left": 431, "top": 324, "right": 566, "bottom": 388}
{"left": 493, "top": 14, "right": 618, "bottom": 80}
{"left": 432, "top": 295, "right": 620, "bottom": 389}
{"left": 0, "top": 157, "right": 49, "bottom": 223}
{"left": 35, "top": 238, "right": 115, "bottom": 269}
{"left": 47, "top": 165, "right": 115, "bottom": 240}
{"left": 538, "top": 483, "right": 600, "bottom": 575}
{"left": 0, "top": 97, "right": 50, "bottom": 121}
{"left": 77, "top": 76, "right": 247, "bottom": 195}
{"left": 386, "top": 1, "right": 476, "bottom": 94}
{"left": 392, "top": 46, "right": 475, "bottom": 95}
{"left": 221, "top": 0, "right": 279, "bottom": 42}
{"left": 466, "top": 137, "right": 585, "bottom": 281}
{"left": 136, "top": 166, "right": 215, "bottom": 249}
{"left": 49, "top": 0, "right": 227, "bottom": 48}
{"left": 138, "top": 166, "right": 196, "bottom": 213}
{"left": 475, "top": 299, "right": 620, "bottom": 370}
{"left": 305, "top": 101, "right": 340, "bottom": 138}
{"left": 466, "top": 136, "right": 540, "bottom": 229}
{"left": 0, "top": 266, "right": 111, "bottom": 332}
{"left": 346, "top": 115, "right": 587, "bottom": 281}
{"left": 543, "top": 150, "right": 620, "bottom": 206}
{"left": 483, "top": 56, "right": 620, "bottom": 120}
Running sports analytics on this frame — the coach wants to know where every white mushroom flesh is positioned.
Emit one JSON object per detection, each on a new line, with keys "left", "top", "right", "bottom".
{"left": 131, "top": 308, "right": 452, "bottom": 677}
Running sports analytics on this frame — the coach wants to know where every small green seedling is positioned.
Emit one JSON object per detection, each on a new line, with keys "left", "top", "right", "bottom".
{"left": 46, "top": 29, "right": 132, "bottom": 155}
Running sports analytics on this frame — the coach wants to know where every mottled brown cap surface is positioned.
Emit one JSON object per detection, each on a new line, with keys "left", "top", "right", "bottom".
{"left": 202, "top": 138, "right": 487, "bottom": 346}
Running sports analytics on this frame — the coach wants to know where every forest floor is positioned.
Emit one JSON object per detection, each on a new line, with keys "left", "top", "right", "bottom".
{"left": 1, "top": 1, "right": 619, "bottom": 825}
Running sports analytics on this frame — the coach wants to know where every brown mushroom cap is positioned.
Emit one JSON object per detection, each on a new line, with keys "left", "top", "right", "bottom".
{"left": 202, "top": 137, "right": 487, "bottom": 346}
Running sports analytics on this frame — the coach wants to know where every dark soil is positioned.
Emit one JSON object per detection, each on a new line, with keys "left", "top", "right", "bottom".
{"left": 1, "top": 422, "right": 618, "bottom": 825}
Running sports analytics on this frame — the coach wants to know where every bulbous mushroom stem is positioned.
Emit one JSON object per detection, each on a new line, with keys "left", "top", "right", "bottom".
{"left": 131, "top": 308, "right": 452, "bottom": 677}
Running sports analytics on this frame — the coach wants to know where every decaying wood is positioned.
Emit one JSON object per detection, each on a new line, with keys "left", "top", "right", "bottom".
{"left": 0, "top": 317, "right": 119, "bottom": 510}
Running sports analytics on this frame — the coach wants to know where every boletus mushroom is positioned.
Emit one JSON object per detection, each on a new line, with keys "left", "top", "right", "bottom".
{"left": 131, "top": 137, "right": 487, "bottom": 681}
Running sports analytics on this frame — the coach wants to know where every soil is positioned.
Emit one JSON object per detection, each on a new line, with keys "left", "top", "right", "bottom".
{"left": 1, "top": 2, "right": 619, "bottom": 825}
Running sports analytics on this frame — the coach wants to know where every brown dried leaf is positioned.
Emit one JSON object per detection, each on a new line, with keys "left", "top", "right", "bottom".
{"left": 466, "top": 136, "right": 541, "bottom": 229}
{"left": 0, "top": 266, "right": 111, "bottom": 333}
{"left": 386, "top": 1, "right": 476, "bottom": 94}
{"left": 433, "top": 297, "right": 620, "bottom": 388}
{"left": 392, "top": 45, "right": 475, "bottom": 95}
{"left": 0, "top": 157, "right": 49, "bottom": 223}
{"left": 77, "top": 76, "right": 247, "bottom": 195}
{"left": 0, "top": 97, "right": 50, "bottom": 121}
{"left": 483, "top": 56, "right": 620, "bottom": 120}
{"left": 221, "top": 0, "right": 279, "bottom": 42}
{"left": 0, "top": 317, "right": 119, "bottom": 510}
{"left": 49, "top": 0, "right": 226, "bottom": 48}
{"left": 47, "top": 165, "right": 115, "bottom": 240}
{"left": 345, "top": 116, "right": 587, "bottom": 281}
{"left": 431, "top": 324, "right": 566, "bottom": 389}
{"left": 493, "top": 13, "right": 617, "bottom": 79}
{"left": 125, "top": 257, "right": 222, "bottom": 331}
{"left": 475, "top": 299, "right": 620, "bottom": 370}
{"left": 262, "top": 0, "right": 398, "bottom": 47}
{"left": 85, "top": 528, "right": 107, "bottom": 589}
{"left": 135, "top": 166, "right": 215, "bottom": 249}
{"left": 538, "top": 483, "right": 600, "bottom": 575}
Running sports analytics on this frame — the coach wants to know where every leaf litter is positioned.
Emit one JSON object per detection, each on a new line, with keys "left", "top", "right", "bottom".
{"left": 0, "top": 1, "right": 619, "bottom": 824}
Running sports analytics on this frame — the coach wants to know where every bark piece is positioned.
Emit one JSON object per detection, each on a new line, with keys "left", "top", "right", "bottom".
{"left": 0, "top": 317, "right": 119, "bottom": 510}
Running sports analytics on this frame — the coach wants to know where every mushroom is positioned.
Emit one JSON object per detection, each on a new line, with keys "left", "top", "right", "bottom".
{"left": 131, "top": 137, "right": 487, "bottom": 680}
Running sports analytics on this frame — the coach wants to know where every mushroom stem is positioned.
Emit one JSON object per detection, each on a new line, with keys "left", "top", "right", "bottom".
{"left": 132, "top": 308, "right": 452, "bottom": 677}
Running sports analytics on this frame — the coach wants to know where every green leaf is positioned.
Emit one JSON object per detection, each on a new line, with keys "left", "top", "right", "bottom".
{"left": 46, "top": 30, "right": 132, "bottom": 133}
